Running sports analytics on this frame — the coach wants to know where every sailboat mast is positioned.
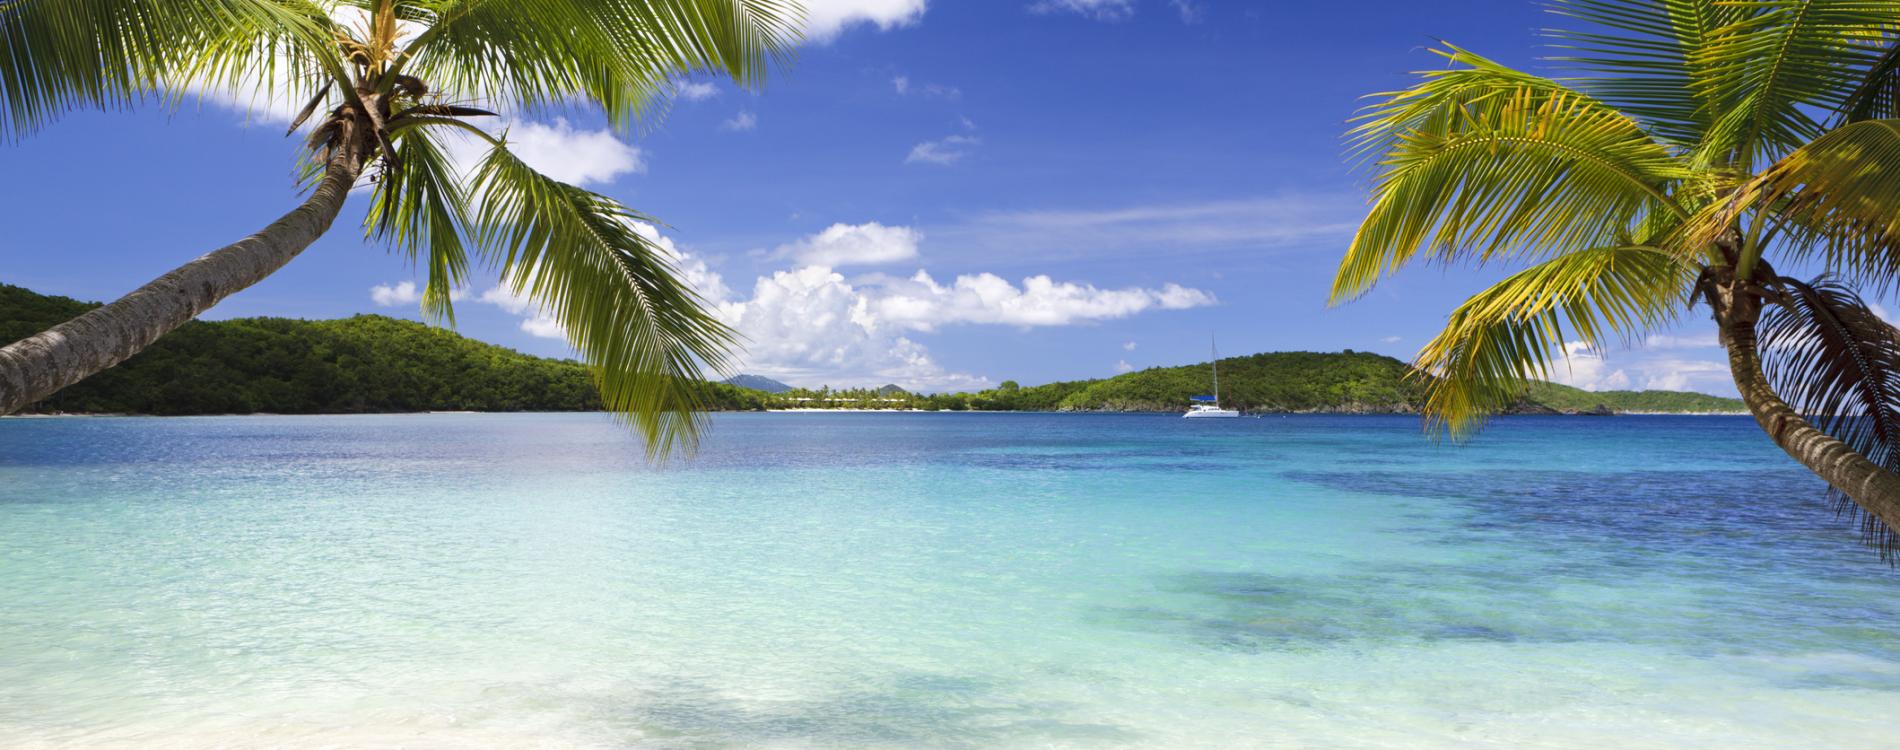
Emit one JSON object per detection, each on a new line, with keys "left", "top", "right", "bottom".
{"left": 1211, "top": 336, "right": 1219, "bottom": 403}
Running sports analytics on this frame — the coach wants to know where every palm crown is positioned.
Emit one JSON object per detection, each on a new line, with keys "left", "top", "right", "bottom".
{"left": 0, "top": 0, "right": 800, "bottom": 454}
{"left": 1334, "top": 0, "right": 1900, "bottom": 559}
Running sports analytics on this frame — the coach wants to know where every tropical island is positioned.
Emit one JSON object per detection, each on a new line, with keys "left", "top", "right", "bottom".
{"left": 4, "top": 284, "right": 1742, "bottom": 417}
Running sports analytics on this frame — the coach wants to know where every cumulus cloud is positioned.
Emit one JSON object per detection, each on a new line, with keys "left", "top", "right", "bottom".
{"left": 802, "top": 0, "right": 928, "bottom": 42}
{"left": 866, "top": 271, "right": 1214, "bottom": 331}
{"left": 370, "top": 281, "right": 421, "bottom": 307}
{"left": 674, "top": 81, "right": 720, "bottom": 101}
{"left": 778, "top": 222, "right": 923, "bottom": 267}
{"left": 893, "top": 75, "right": 911, "bottom": 94}
{"left": 1115, "top": 360, "right": 1135, "bottom": 373}
{"left": 1170, "top": 0, "right": 1204, "bottom": 22}
{"left": 1546, "top": 342, "right": 1627, "bottom": 392}
{"left": 1381, "top": 335, "right": 1402, "bottom": 344}
{"left": 1029, "top": 0, "right": 1135, "bottom": 20}
{"left": 477, "top": 287, "right": 567, "bottom": 340}
{"left": 721, "top": 111, "right": 759, "bottom": 132}
{"left": 714, "top": 264, "right": 1212, "bottom": 389}
{"left": 495, "top": 118, "right": 645, "bottom": 185}
{"left": 1123, "top": 340, "right": 1137, "bottom": 351}
{"left": 906, "top": 134, "right": 979, "bottom": 165}
{"left": 714, "top": 266, "right": 991, "bottom": 391}
{"left": 1545, "top": 340, "right": 1735, "bottom": 396}
{"left": 462, "top": 218, "right": 1213, "bottom": 392}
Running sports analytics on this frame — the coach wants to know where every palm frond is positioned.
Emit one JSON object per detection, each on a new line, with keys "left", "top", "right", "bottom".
{"left": 468, "top": 140, "right": 737, "bottom": 456}
{"left": 1839, "top": 34, "right": 1900, "bottom": 123}
{"left": 1334, "top": 46, "right": 1689, "bottom": 302}
{"left": 1414, "top": 245, "right": 1693, "bottom": 436}
{"left": 1690, "top": 0, "right": 1900, "bottom": 170}
{"left": 1702, "top": 119, "right": 1900, "bottom": 287}
{"left": 0, "top": 0, "right": 345, "bottom": 139}
{"left": 1546, "top": 0, "right": 1750, "bottom": 148}
{"left": 399, "top": 0, "right": 801, "bottom": 131}
{"left": 1758, "top": 275, "right": 1900, "bottom": 556}
{"left": 365, "top": 124, "right": 470, "bottom": 323}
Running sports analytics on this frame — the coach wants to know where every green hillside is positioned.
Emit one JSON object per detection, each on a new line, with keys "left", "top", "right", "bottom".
{"left": 771, "top": 351, "right": 1743, "bottom": 415}
{"left": 1, "top": 285, "right": 771, "bottom": 415}
{"left": 4, "top": 285, "right": 1744, "bottom": 416}
{"left": 1520, "top": 381, "right": 1744, "bottom": 414}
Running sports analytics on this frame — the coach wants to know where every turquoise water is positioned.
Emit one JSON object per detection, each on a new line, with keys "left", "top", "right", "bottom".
{"left": 1, "top": 413, "right": 1896, "bottom": 748}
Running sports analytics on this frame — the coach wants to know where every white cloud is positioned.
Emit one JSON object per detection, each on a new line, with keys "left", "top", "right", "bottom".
{"left": 867, "top": 270, "right": 1214, "bottom": 331}
{"left": 906, "top": 134, "right": 979, "bottom": 165}
{"left": 1030, "top": 0, "right": 1135, "bottom": 20}
{"left": 722, "top": 111, "right": 758, "bottom": 132}
{"left": 1547, "top": 341, "right": 1623, "bottom": 392}
{"left": 1545, "top": 340, "right": 1736, "bottom": 397}
{"left": 1381, "top": 335, "right": 1402, "bottom": 344}
{"left": 801, "top": 0, "right": 928, "bottom": 42}
{"left": 675, "top": 81, "right": 720, "bottom": 101}
{"left": 495, "top": 118, "right": 645, "bottom": 185}
{"left": 715, "top": 266, "right": 991, "bottom": 392}
{"left": 778, "top": 222, "right": 923, "bottom": 267}
{"left": 371, "top": 281, "right": 421, "bottom": 307}
{"left": 1644, "top": 332, "right": 1719, "bottom": 350}
{"left": 476, "top": 287, "right": 567, "bottom": 340}
{"left": 893, "top": 75, "right": 911, "bottom": 94}
{"left": 440, "top": 118, "right": 644, "bottom": 187}
{"left": 1170, "top": 0, "right": 1204, "bottom": 22}
{"left": 1115, "top": 360, "right": 1135, "bottom": 373}
{"left": 1123, "top": 340, "right": 1137, "bottom": 351}
{"left": 463, "top": 218, "right": 1212, "bottom": 392}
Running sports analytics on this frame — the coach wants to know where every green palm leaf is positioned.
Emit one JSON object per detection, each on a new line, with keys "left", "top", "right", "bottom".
{"left": 0, "top": 0, "right": 345, "bottom": 138}
{"left": 1690, "top": 0, "right": 1900, "bottom": 170}
{"left": 468, "top": 139, "right": 737, "bottom": 455}
{"left": 1547, "top": 0, "right": 1747, "bottom": 149}
{"left": 400, "top": 0, "right": 800, "bottom": 131}
{"left": 1413, "top": 245, "right": 1694, "bottom": 436}
{"left": 365, "top": 124, "right": 472, "bottom": 323}
{"left": 1712, "top": 119, "right": 1900, "bottom": 286}
{"left": 1335, "top": 47, "right": 1689, "bottom": 302}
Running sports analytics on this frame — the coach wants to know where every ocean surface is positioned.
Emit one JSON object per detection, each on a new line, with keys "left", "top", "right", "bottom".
{"left": 1, "top": 413, "right": 1896, "bottom": 748}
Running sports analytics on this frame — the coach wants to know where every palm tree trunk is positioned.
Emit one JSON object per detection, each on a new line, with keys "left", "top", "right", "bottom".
{"left": 0, "top": 150, "right": 364, "bottom": 415}
{"left": 1722, "top": 292, "right": 1900, "bottom": 539}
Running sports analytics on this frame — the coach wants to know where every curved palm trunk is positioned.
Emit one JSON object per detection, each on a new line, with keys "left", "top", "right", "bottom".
{"left": 1722, "top": 293, "right": 1900, "bottom": 543}
{"left": 0, "top": 150, "right": 364, "bottom": 415}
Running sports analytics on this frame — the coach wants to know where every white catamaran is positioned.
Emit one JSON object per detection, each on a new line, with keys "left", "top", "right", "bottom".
{"left": 1184, "top": 338, "right": 1240, "bottom": 418}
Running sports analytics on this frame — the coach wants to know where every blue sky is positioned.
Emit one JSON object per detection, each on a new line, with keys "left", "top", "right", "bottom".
{"left": 0, "top": 0, "right": 1747, "bottom": 395}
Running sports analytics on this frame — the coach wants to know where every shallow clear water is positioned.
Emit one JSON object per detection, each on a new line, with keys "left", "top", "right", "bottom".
{"left": 1, "top": 413, "right": 1896, "bottom": 748}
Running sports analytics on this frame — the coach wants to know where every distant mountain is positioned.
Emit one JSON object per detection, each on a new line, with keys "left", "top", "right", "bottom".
{"left": 876, "top": 384, "right": 908, "bottom": 396}
{"left": 723, "top": 374, "right": 795, "bottom": 394}
{"left": 0, "top": 285, "right": 773, "bottom": 415}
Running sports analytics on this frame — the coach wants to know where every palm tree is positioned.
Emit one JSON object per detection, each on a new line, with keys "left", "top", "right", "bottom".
{"left": 1332, "top": 0, "right": 1900, "bottom": 559}
{"left": 0, "top": 0, "right": 799, "bottom": 453}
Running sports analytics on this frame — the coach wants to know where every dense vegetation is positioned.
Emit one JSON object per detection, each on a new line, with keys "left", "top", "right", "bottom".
{"left": 767, "top": 352, "right": 1744, "bottom": 415}
{"left": 4, "top": 285, "right": 1742, "bottom": 416}
{"left": 1519, "top": 382, "right": 1743, "bottom": 415}
{"left": 1, "top": 286, "right": 770, "bottom": 415}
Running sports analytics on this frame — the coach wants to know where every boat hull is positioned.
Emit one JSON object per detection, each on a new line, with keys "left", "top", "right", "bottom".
{"left": 1183, "top": 409, "right": 1241, "bottom": 418}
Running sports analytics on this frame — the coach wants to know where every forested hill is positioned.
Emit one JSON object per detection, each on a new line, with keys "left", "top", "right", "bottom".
{"left": 4, "top": 285, "right": 1742, "bottom": 416}
{"left": 764, "top": 352, "right": 1745, "bottom": 414}
{"left": 0, "top": 285, "right": 771, "bottom": 415}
